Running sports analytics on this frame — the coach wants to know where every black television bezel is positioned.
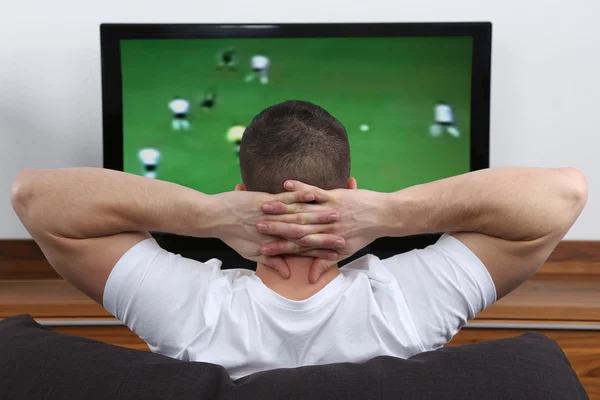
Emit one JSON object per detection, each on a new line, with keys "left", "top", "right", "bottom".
{"left": 100, "top": 22, "right": 491, "bottom": 265}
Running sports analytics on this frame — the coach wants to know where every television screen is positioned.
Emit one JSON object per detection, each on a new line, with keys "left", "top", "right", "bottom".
{"left": 102, "top": 23, "right": 490, "bottom": 258}
{"left": 119, "top": 36, "right": 475, "bottom": 193}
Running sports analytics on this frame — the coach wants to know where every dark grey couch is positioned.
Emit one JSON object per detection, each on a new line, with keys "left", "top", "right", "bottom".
{"left": 0, "top": 314, "right": 588, "bottom": 399}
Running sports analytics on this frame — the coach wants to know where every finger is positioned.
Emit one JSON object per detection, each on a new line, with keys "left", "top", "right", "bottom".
{"left": 260, "top": 236, "right": 345, "bottom": 256}
{"left": 256, "top": 219, "right": 338, "bottom": 239}
{"left": 257, "top": 221, "right": 330, "bottom": 239}
{"left": 257, "top": 255, "right": 290, "bottom": 278}
{"left": 260, "top": 239, "right": 302, "bottom": 256}
{"left": 261, "top": 201, "right": 323, "bottom": 215}
{"left": 297, "top": 249, "right": 340, "bottom": 261}
{"left": 275, "top": 190, "right": 317, "bottom": 204}
{"left": 260, "top": 211, "right": 339, "bottom": 225}
{"left": 309, "top": 258, "right": 337, "bottom": 284}
{"left": 283, "top": 181, "right": 332, "bottom": 203}
{"left": 295, "top": 233, "right": 345, "bottom": 250}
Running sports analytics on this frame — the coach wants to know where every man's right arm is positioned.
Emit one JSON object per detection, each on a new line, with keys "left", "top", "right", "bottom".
{"left": 258, "top": 167, "right": 588, "bottom": 297}
{"left": 380, "top": 167, "right": 588, "bottom": 299}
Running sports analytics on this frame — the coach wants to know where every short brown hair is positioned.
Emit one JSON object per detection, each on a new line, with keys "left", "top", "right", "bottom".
{"left": 240, "top": 100, "right": 351, "bottom": 194}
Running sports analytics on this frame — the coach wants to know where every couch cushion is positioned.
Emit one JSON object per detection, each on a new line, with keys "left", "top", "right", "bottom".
{"left": 0, "top": 314, "right": 588, "bottom": 400}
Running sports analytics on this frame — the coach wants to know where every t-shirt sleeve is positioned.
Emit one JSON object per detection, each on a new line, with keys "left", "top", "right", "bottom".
{"left": 381, "top": 234, "right": 497, "bottom": 351}
{"left": 103, "top": 238, "right": 225, "bottom": 357}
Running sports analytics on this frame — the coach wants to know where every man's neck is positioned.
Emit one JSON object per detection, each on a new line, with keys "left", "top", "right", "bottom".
{"left": 255, "top": 256, "right": 340, "bottom": 301}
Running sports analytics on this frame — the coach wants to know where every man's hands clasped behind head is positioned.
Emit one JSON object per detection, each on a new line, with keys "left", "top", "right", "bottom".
{"left": 213, "top": 187, "right": 348, "bottom": 279}
{"left": 255, "top": 181, "right": 387, "bottom": 283}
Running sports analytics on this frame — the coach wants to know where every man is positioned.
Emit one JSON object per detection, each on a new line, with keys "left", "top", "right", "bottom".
{"left": 244, "top": 54, "right": 270, "bottom": 84}
{"left": 199, "top": 90, "right": 217, "bottom": 112}
{"left": 168, "top": 96, "right": 191, "bottom": 131}
{"left": 137, "top": 148, "right": 161, "bottom": 179}
{"left": 217, "top": 46, "right": 237, "bottom": 71}
{"left": 11, "top": 101, "right": 587, "bottom": 380}
{"left": 430, "top": 101, "right": 460, "bottom": 138}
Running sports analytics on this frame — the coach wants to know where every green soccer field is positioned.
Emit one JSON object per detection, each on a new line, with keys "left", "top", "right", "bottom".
{"left": 121, "top": 37, "right": 472, "bottom": 194}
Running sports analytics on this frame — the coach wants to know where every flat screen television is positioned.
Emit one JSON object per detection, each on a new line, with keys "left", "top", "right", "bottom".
{"left": 101, "top": 23, "right": 491, "bottom": 267}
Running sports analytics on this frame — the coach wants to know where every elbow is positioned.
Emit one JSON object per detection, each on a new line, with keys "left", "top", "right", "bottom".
{"left": 562, "top": 168, "right": 588, "bottom": 210}
{"left": 551, "top": 168, "right": 588, "bottom": 236}
{"left": 10, "top": 168, "right": 41, "bottom": 215}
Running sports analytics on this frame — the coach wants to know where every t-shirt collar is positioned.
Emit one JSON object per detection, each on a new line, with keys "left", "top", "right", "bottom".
{"left": 247, "top": 273, "right": 349, "bottom": 312}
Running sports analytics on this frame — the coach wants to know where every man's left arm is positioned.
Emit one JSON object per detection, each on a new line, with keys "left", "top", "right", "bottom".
{"left": 10, "top": 168, "right": 341, "bottom": 304}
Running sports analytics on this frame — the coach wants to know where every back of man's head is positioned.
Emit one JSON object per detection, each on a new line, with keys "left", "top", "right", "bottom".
{"left": 240, "top": 100, "right": 350, "bottom": 194}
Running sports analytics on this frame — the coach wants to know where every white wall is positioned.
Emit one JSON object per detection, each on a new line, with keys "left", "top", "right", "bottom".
{"left": 1, "top": 0, "right": 598, "bottom": 239}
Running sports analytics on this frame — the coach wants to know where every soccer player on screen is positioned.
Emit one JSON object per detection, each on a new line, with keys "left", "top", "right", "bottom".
{"left": 217, "top": 46, "right": 237, "bottom": 70}
{"left": 200, "top": 90, "right": 217, "bottom": 112}
{"left": 226, "top": 124, "right": 246, "bottom": 157}
{"left": 168, "top": 97, "right": 191, "bottom": 131}
{"left": 138, "top": 148, "right": 161, "bottom": 179}
{"left": 430, "top": 101, "right": 460, "bottom": 138}
{"left": 244, "top": 55, "right": 270, "bottom": 84}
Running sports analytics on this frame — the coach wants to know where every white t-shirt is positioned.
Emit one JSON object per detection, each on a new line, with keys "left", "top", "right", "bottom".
{"left": 168, "top": 99, "right": 190, "bottom": 114}
{"left": 104, "top": 234, "right": 496, "bottom": 380}
{"left": 251, "top": 55, "right": 270, "bottom": 70}
{"left": 138, "top": 149, "right": 160, "bottom": 166}
{"left": 435, "top": 104, "right": 454, "bottom": 123}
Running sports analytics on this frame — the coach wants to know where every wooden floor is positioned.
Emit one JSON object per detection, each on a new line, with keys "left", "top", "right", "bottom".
{"left": 2, "top": 274, "right": 600, "bottom": 321}
{"left": 1, "top": 274, "right": 599, "bottom": 398}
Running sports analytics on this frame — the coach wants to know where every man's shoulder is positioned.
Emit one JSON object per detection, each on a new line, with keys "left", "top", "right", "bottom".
{"left": 143, "top": 247, "right": 254, "bottom": 284}
{"left": 340, "top": 254, "right": 397, "bottom": 284}
{"left": 340, "top": 247, "right": 444, "bottom": 284}
{"left": 218, "top": 266, "right": 256, "bottom": 279}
